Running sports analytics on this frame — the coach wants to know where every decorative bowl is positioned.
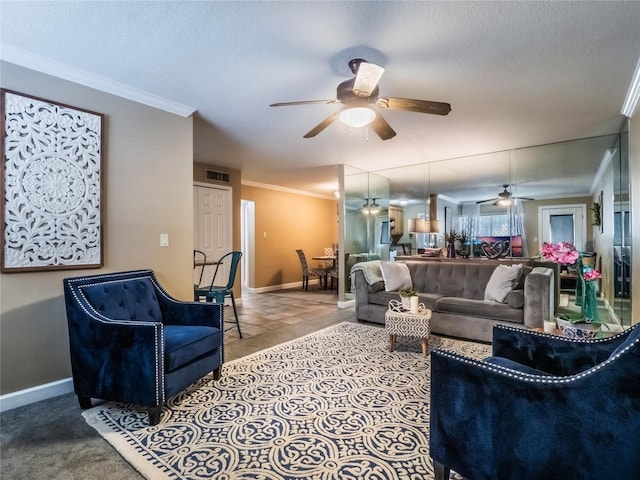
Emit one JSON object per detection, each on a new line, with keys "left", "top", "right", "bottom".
{"left": 556, "top": 317, "right": 600, "bottom": 340}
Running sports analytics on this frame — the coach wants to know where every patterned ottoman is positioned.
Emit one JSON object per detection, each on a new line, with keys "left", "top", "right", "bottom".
{"left": 385, "top": 306, "right": 432, "bottom": 356}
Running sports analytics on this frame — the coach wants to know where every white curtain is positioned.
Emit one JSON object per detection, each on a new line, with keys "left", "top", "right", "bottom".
{"left": 460, "top": 203, "right": 480, "bottom": 239}
{"left": 509, "top": 201, "right": 529, "bottom": 257}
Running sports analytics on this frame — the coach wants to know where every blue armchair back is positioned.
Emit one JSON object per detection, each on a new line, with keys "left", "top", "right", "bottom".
{"left": 64, "top": 269, "right": 224, "bottom": 425}
{"left": 430, "top": 323, "right": 640, "bottom": 480}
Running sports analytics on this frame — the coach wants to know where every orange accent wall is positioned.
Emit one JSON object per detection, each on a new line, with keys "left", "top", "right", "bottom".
{"left": 241, "top": 185, "right": 338, "bottom": 289}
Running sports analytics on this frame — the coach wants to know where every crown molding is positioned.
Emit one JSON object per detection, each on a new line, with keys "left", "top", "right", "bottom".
{"left": 241, "top": 180, "right": 336, "bottom": 200}
{"left": 0, "top": 43, "right": 196, "bottom": 118}
{"left": 621, "top": 56, "right": 640, "bottom": 118}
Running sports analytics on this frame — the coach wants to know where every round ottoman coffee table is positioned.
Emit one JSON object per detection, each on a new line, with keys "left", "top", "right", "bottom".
{"left": 385, "top": 302, "right": 432, "bottom": 356}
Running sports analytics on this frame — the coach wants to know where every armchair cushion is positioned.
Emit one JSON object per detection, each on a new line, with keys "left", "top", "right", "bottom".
{"left": 164, "top": 325, "right": 221, "bottom": 372}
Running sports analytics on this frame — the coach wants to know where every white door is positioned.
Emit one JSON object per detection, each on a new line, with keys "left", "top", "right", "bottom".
{"left": 194, "top": 184, "right": 232, "bottom": 288}
{"left": 538, "top": 204, "right": 587, "bottom": 252}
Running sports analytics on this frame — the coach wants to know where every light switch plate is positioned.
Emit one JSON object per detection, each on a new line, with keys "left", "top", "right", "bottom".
{"left": 160, "top": 233, "right": 169, "bottom": 247}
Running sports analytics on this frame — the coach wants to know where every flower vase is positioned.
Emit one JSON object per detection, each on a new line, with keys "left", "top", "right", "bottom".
{"left": 460, "top": 242, "right": 471, "bottom": 259}
{"left": 581, "top": 281, "right": 600, "bottom": 322}
{"left": 574, "top": 258, "right": 584, "bottom": 306}
{"left": 447, "top": 243, "right": 456, "bottom": 258}
{"left": 401, "top": 296, "right": 411, "bottom": 310}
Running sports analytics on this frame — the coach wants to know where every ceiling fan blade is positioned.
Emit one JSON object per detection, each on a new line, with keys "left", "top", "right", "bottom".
{"left": 303, "top": 111, "right": 340, "bottom": 138}
{"left": 513, "top": 196, "right": 535, "bottom": 201}
{"left": 270, "top": 99, "right": 339, "bottom": 107}
{"left": 353, "top": 62, "right": 385, "bottom": 97}
{"left": 476, "top": 198, "right": 498, "bottom": 204}
{"left": 370, "top": 112, "right": 396, "bottom": 141}
{"left": 377, "top": 97, "right": 452, "bottom": 116}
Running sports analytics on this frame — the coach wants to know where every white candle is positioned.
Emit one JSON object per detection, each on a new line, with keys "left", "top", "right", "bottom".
{"left": 410, "top": 296, "right": 419, "bottom": 313}
{"left": 544, "top": 320, "right": 556, "bottom": 333}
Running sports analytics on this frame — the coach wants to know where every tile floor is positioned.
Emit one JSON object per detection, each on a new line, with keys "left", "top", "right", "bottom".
{"left": 222, "top": 287, "right": 359, "bottom": 362}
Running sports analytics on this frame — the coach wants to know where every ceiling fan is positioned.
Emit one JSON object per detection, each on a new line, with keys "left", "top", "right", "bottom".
{"left": 269, "top": 58, "right": 451, "bottom": 140}
{"left": 476, "top": 185, "right": 534, "bottom": 206}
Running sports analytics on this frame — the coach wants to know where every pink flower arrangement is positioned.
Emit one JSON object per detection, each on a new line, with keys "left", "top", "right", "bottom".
{"left": 583, "top": 269, "right": 602, "bottom": 282}
{"left": 541, "top": 242, "right": 579, "bottom": 265}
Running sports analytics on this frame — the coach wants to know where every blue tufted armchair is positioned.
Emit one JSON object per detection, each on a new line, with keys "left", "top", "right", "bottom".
{"left": 63, "top": 270, "right": 224, "bottom": 425}
{"left": 430, "top": 323, "right": 640, "bottom": 480}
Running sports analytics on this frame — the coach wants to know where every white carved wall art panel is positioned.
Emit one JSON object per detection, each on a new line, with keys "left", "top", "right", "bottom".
{"left": 1, "top": 89, "right": 103, "bottom": 272}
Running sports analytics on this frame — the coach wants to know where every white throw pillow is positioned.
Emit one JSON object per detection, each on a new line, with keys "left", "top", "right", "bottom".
{"left": 484, "top": 264, "right": 523, "bottom": 303}
{"left": 379, "top": 261, "right": 413, "bottom": 292}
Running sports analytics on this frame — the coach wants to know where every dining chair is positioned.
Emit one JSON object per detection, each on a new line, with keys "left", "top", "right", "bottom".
{"left": 295, "top": 249, "right": 326, "bottom": 291}
{"left": 194, "top": 251, "right": 243, "bottom": 338}
{"left": 193, "top": 249, "right": 207, "bottom": 288}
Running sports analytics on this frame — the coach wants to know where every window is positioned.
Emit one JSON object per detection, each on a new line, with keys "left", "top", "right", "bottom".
{"left": 614, "top": 210, "right": 630, "bottom": 246}
{"left": 477, "top": 214, "right": 509, "bottom": 236}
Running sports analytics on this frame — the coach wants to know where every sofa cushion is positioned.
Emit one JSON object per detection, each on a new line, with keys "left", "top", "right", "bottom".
{"left": 379, "top": 261, "right": 412, "bottom": 292}
{"left": 484, "top": 264, "right": 523, "bottom": 303}
{"left": 164, "top": 325, "right": 221, "bottom": 372}
{"left": 435, "top": 296, "right": 524, "bottom": 323}
{"left": 505, "top": 289, "right": 525, "bottom": 309}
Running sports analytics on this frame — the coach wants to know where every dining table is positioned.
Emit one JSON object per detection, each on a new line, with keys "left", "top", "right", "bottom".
{"left": 312, "top": 255, "right": 336, "bottom": 289}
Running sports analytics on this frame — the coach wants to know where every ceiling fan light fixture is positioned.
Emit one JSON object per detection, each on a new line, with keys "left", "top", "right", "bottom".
{"left": 362, "top": 198, "right": 380, "bottom": 215}
{"left": 340, "top": 108, "right": 376, "bottom": 128}
{"left": 353, "top": 62, "right": 385, "bottom": 97}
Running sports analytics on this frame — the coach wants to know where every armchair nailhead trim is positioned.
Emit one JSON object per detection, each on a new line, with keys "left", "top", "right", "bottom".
{"left": 434, "top": 330, "right": 639, "bottom": 385}
{"left": 496, "top": 324, "right": 625, "bottom": 344}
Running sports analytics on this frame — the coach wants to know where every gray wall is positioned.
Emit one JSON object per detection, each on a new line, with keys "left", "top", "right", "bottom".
{"left": 0, "top": 62, "right": 194, "bottom": 395}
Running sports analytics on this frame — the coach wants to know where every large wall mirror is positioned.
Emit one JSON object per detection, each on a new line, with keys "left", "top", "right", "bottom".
{"left": 340, "top": 132, "right": 632, "bottom": 325}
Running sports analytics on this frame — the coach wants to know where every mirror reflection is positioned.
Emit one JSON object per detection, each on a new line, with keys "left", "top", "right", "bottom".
{"left": 342, "top": 132, "right": 631, "bottom": 326}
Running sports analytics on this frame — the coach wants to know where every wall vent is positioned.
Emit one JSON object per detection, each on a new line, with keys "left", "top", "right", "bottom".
{"left": 205, "top": 169, "right": 230, "bottom": 183}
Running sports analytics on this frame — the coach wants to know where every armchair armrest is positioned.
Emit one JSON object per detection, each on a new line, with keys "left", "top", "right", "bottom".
{"left": 68, "top": 316, "right": 164, "bottom": 407}
{"left": 491, "top": 325, "right": 619, "bottom": 375}
{"left": 429, "top": 349, "right": 640, "bottom": 479}
{"left": 160, "top": 300, "right": 224, "bottom": 330}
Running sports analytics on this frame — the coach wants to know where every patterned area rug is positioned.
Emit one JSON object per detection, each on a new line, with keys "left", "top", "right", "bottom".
{"left": 83, "top": 322, "right": 491, "bottom": 480}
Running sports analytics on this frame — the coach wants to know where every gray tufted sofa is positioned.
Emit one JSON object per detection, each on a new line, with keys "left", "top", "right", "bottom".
{"left": 352, "top": 260, "right": 554, "bottom": 343}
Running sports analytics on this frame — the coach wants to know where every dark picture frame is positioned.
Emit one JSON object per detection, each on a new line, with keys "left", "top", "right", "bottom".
{"left": 1, "top": 89, "right": 104, "bottom": 272}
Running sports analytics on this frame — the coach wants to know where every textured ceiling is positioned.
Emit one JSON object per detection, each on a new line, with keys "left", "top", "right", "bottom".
{"left": 1, "top": 1, "right": 638, "bottom": 201}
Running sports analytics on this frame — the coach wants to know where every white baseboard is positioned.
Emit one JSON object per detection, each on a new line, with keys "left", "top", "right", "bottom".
{"left": 248, "top": 280, "right": 318, "bottom": 294}
{"left": 0, "top": 377, "right": 73, "bottom": 412}
{"left": 337, "top": 299, "right": 355, "bottom": 309}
